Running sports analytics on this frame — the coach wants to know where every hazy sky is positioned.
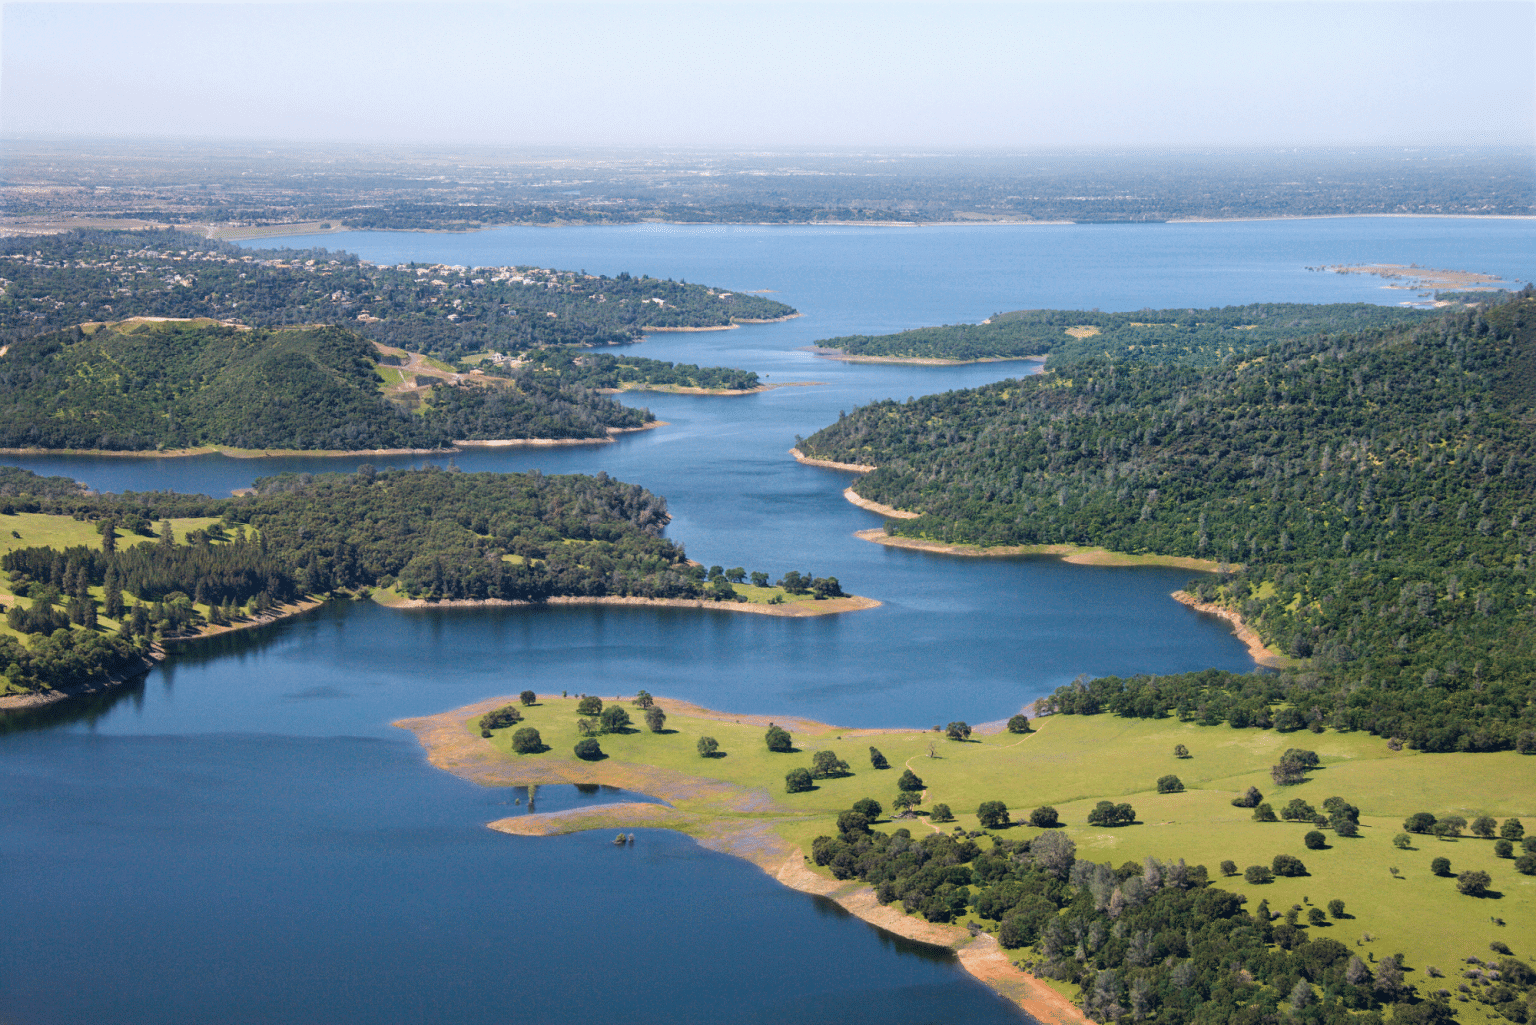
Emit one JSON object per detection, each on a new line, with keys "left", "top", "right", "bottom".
{"left": 3, "top": 2, "right": 1532, "bottom": 148}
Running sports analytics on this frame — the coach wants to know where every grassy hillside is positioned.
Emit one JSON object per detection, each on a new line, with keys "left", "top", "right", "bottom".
{"left": 0, "top": 319, "right": 648, "bottom": 451}
{"left": 438, "top": 697, "right": 1535, "bottom": 1025}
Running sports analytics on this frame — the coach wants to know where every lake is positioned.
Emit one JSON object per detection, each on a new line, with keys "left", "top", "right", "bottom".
{"left": 3, "top": 218, "right": 1529, "bottom": 1024}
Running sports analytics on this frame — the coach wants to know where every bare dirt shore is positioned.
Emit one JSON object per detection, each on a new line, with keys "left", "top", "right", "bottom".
{"left": 379, "top": 592, "right": 881, "bottom": 618}
{"left": 1171, "top": 590, "right": 1288, "bottom": 668}
{"left": 599, "top": 381, "right": 822, "bottom": 397}
{"left": 808, "top": 348, "right": 1047, "bottom": 367}
{"left": 396, "top": 695, "right": 1090, "bottom": 1025}
{"left": 843, "top": 487, "right": 919, "bottom": 519}
{"left": 788, "top": 447, "right": 876, "bottom": 473}
{"left": 853, "top": 527, "right": 1232, "bottom": 573}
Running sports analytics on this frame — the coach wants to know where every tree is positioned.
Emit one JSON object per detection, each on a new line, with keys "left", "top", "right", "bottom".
{"left": 1515, "top": 854, "right": 1536, "bottom": 875}
{"left": 893, "top": 791, "right": 920, "bottom": 813}
{"left": 1087, "top": 801, "right": 1135, "bottom": 827}
{"left": 511, "top": 727, "right": 542, "bottom": 753}
{"left": 632, "top": 690, "right": 654, "bottom": 708}
{"left": 836, "top": 811, "right": 870, "bottom": 836}
{"left": 749, "top": 571, "right": 769, "bottom": 587}
{"left": 576, "top": 717, "right": 599, "bottom": 737}
{"left": 897, "top": 768, "right": 924, "bottom": 792}
{"left": 696, "top": 736, "right": 720, "bottom": 758}
{"left": 810, "top": 750, "right": 850, "bottom": 779}
{"left": 1456, "top": 870, "right": 1492, "bottom": 896}
{"left": 1006, "top": 714, "right": 1031, "bottom": 733}
{"left": 479, "top": 704, "right": 522, "bottom": 731}
{"left": 868, "top": 746, "right": 889, "bottom": 769}
{"left": 785, "top": 767, "right": 813, "bottom": 793}
{"left": 1245, "top": 865, "right": 1274, "bottom": 884}
{"left": 1281, "top": 798, "right": 1317, "bottom": 822}
{"left": 1232, "top": 785, "right": 1263, "bottom": 808}
{"left": 945, "top": 721, "right": 972, "bottom": 741}
{"left": 1403, "top": 812, "right": 1437, "bottom": 834}
{"left": 1304, "top": 831, "right": 1327, "bottom": 850}
{"left": 929, "top": 803, "right": 954, "bottom": 822}
{"left": 851, "top": 798, "right": 882, "bottom": 821}
{"left": 518, "top": 689, "right": 536, "bottom": 706}
{"left": 644, "top": 706, "right": 666, "bottom": 733}
{"left": 1471, "top": 815, "right": 1498, "bottom": 839}
{"left": 1333, "top": 817, "right": 1359, "bottom": 838}
{"left": 1029, "top": 806, "right": 1059, "bottom": 828}
{"left": 1430, "top": 856, "right": 1451, "bottom": 876}
{"left": 977, "top": 801, "right": 1010, "bottom": 829}
{"left": 574, "top": 738, "right": 603, "bottom": 760}
{"left": 1272, "top": 854, "right": 1307, "bottom": 877}
{"left": 1156, "top": 774, "right": 1184, "bottom": 794}
{"left": 599, "top": 705, "right": 631, "bottom": 733}
{"left": 577, "top": 695, "right": 603, "bottom": 715}
{"left": 1173, "top": 744, "right": 1190, "bottom": 758}
{"left": 1494, "top": 839, "right": 1513, "bottom": 858}
{"left": 1219, "top": 860, "right": 1238, "bottom": 876}
{"left": 765, "top": 725, "right": 793, "bottom": 752}
{"left": 1328, "top": 898, "right": 1346, "bottom": 918}
{"left": 1501, "top": 818, "right": 1525, "bottom": 841}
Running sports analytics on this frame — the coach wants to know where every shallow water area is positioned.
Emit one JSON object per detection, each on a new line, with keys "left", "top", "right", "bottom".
{"left": 3, "top": 217, "right": 1530, "bottom": 1024}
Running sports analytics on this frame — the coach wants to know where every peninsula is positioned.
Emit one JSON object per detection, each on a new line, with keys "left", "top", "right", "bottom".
{"left": 402, "top": 690, "right": 1535, "bottom": 1025}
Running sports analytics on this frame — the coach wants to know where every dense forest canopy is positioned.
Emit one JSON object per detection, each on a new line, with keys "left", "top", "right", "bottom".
{"left": 817, "top": 304, "right": 1433, "bottom": 366}
{"left": 802, "top": 294, "right": 1536, "bottom": 752}
{"left": 0, "top": 319, "right": 648, "bottom": 450}
{"left": 0, "top": 230, "right": 796, "bottom": 357}
{"left": 0, "top": 467, "right": 718, "bottom": 694}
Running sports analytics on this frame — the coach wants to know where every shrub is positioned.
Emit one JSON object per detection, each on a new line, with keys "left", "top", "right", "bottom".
{"left": 644, "top": 706, "right": 666, "bottom": 733}
{"left": 1029, "top": 806, "right": 1059, "bottom": 828}
{"left": 1006, "top": 714, "right": 1031, "bottom": 733}
{"left": 480, "top": 729, "right": 492, "bottom": 739}
{"left": 1245, "top": 865, "right": 1274, "bottom": 884}
{"left": 945, "top": 721, "right": 972, "bottom": 741}
{"left": 696, "top": 736, "right": 720, "bottom": 758}
{"left": 1253, "top": 802, "right": 1278, "bottom": 822}
{"left": 1157, "top": 774, "right": 1184, "bottom": 794}
{"left": 1232, "top": 785, "right": 1263, "bottom": 808}
{"left": 599, "top": 705, "right": 631, "bottom": 733}
{"left": 1393, "top": 833, "right": 1413, "bottom": 849}
{"left": 765, "top": 725, "right": 793, "bottom": 752}
{"left": 1220, "top": 859, "right": 1238, "bottom": 876}
{"left": 851, "top": 798, "right": 882, "bottom": 821}
{"left": 1304, "top": 831, "right": 1327, "bottom": 850}
{"left": 897, "top": 768, "right": 924, "bottom": 792}
{"left": 1456, "top": 870, "right": 1492, "bottom": 897}
{"left": 1431, "top": 856, "right": 1451, "bottom": 876}
{"left": 785, "top": 767, "right": 814, "bottom": 793}
{"left": 977, "top": 801, "right": 1010, "bottom": 829}
{"left": 573, "top": 738, "right": 603, "bottom": 760}
{"left": 1328, "top": 899, "right": 1346, "bottom": 918}
{"left": 1494, "top": 839, "right": 1513, "bottom": 858}
{"left": 869, "top": 746, "right": 890, "bottom": 769}
{"left": 576, "top": 695, "right": 603, "bottom": 716}
{"left": 518, "top": 689, "right": 536, "bottom": 706}
{"left": 930, "top": 803, "right": 955, "bottom": 822}
{"left": 810, "top": 750, "right": 851, "bottom": 779}
{"left": 511, "top": 727, "right": 542, "bottom": 754}
{"left": 1174, "top": 744, "right": 1190, "bottom": 759}
{"left": 1272, "top": 854, "right": 1308, "bottom": 877}
{"left": 479, "top": 704, "right": 522, "bottom": 731}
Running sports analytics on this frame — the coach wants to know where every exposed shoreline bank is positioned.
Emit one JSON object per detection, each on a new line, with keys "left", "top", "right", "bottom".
{"left": 395, "top": 694, "right": 1090, "bottom": 1025}
{"left": 376, "top": 591, "right": 881, "bottom": 618}
{"left": 807, "top": 348, "right": 1048, "bottom": 367}
{"left": 788, "top": 447, "right": 876, "bottom": 473}
{"left": 852, "top": 526, "right": 1233, "bottom": 573}
{"left": 600, "top": 381, "right": 822, "bottom": 397}
{"left": 1170, "top": 590, "right": 1288, "bottom": 668}
{"left": 842, "top": 487, "right": 919, "bottom": 520}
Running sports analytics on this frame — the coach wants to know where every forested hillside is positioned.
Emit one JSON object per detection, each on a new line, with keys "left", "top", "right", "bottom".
{"left": 818, "top": 303, "right": 1430, "bottom": 366}
{"left": 0, "top": 229, "right": 796, "bottom": 358}
{"left": 802, "top": 294, "right": 1536, "bottom": 752}
{"left": 0, "top": 467, "right": 709, "bottom": 694}
{"left": 0, "top": 319, "right": 648, "bottom": 450}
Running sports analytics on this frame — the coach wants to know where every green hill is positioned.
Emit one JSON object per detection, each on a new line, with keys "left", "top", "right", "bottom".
{"left": 801, "top": 294, "right": 1536, "bottom": 752}
{"left": 0, "top": 319, "right": 648, "bottom": 451}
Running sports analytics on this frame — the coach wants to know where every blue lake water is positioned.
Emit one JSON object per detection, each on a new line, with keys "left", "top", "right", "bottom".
{"left": 3, "top": 218, "right": 1530, "bottom": 1024}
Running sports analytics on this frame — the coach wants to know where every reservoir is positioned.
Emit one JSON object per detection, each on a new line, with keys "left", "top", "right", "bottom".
{"left": 3, "top": 218, "right": 1530, "bottom": 1024}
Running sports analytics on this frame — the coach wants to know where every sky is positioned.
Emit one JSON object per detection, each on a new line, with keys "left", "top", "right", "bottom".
{"left": 1, "top": 1, "right": 1533, "bottom": 148}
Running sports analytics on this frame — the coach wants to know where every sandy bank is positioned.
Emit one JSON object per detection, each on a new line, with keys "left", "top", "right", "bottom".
{"left": 379, "top": 592, "right": 881, "bottom": 618}
{"left": 0, "top": 596, "right": 327, "bottom": 710}
{"left": 599, "top": 381, "right": 822, "bottom": 397}
{"left": 843, "top": 487, "right": 919, "bottom": 520}
{"left": 788, "top": 447, "right": 876, "bottom": 473}
{"left": 854, "top": 527, "right": 1233, "bottom": 573}
{"left": 1171, "top": 591, "right": 1288, "bottom": 669}
{"left": 808, "top": 348, "right": 1048, "bottom": 367}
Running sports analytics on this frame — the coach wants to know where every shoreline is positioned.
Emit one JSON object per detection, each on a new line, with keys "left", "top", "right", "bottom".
{"left": 0, "top": 595, "right": 328, "bottom": 710}
{"left": 638, "top": 313, "right": 802, "bottom": 337}
{"left": 599, "top": 381, "right": 823, "bottom": 397}
{"left": 0, "top": 423, "right": 667, "bottom": 461}
{"left": 788, "top": 447, "right": 876, "bottom": 473}
{"left": 376, "top": 592, "right": 882, "bottom": 618}
{"left": 853, "top": 527, "right": 1234, "bottom": 573}
{"left": 395, "top": 694, "right": 1090, "bottom": 1025}
{"left": 842, "top": 486, "right": 919, "bottom": 520}
{"left": 808, "top": 348, "right": 1048, "bottom": 367}
{"left": 1170, "top": 590, "right": 1289, "bottom": 668}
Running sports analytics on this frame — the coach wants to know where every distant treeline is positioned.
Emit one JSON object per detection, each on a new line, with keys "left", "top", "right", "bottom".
{"left": 506, "top": 347, "right": 761, "bottom": 392}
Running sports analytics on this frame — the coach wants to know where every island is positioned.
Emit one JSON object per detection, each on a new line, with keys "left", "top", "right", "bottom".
{"left": 0, "top": 466, "right": 874, "bottom": 706}
{"left": 810, "top": 302, "right": 1433, "bottom": 366}
{"left": 401, "top": 688, "right": 1535, "bottom": 1025}
{"left": 794, "top": 292, "right": 1536, "bottom": 759}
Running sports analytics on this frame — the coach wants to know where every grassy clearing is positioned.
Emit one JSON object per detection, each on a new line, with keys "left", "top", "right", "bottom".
{"left": 457, "top": 698, "right": 1533, "bottom": 1020}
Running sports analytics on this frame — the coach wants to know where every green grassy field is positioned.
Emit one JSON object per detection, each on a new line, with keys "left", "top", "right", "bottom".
{"left": 465, "top": 698, "right": 1534, "bottom": 1022}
